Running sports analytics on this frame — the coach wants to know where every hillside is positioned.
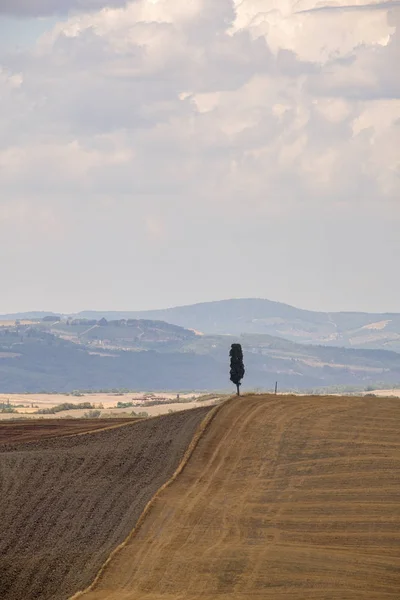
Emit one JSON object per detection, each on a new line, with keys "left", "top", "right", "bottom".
{"left": 1, "top": 323, "right": 400, "bottom": 392}
{"left": 76, "top": 298, "right": 400, "bottom": 351}
{"left": 0, "top": 407, "right": 211, "bottom": 600}
{"left": 3, "top": 298, "right": 400, "bottom": 352}
{"left": 47, "top": 317, "right": 196, "bottom": 350}
{"left": 0, "top": 326, "right": 224, "bottom": 392}
{"left": 75, "top": 394, "right": 400, "bottom": 600}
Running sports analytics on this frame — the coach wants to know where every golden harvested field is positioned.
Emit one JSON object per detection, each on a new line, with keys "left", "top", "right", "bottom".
{"left": 0, "top": 393, "right": 218, "bottom": 420}
{"left": 0, "top": 392, "right": 194, "bottom": 411}
{"left": 362, "top": 389, "right": 400, "bottom": 398}
{"left": 76, "top": 394, "right": 400, "bottom": 600}
{"left": 0, "top": 406, "right": 211, "bottom": 600}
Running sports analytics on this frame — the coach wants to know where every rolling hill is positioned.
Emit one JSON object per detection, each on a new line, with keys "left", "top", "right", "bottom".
{"left": 3, "top": 298, "right": 400, "bottom": 351}
{"left": 75, "top": 298, "right": 400, "bottom": 351}
{"left": 59, "top": 395, "right": 400, "bottom": 599}
{"left": 0, "top": 327, "right": 224, "bottom": 393}
{"left": 1, "top": 320, "right": 400, "bottom": 392}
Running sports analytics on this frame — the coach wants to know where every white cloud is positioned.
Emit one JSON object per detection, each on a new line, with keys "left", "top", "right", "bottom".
{"left": 0, "top": 0, "right": 399, "bottom": 312}
{"left": 0, "top": 67, "right": 23, "bottom": 88}
{"left": 231, "top": 0, "right": 395, "bottom": 62}
{"left": 0, "top": 0, "right": 130, "bottom": 17}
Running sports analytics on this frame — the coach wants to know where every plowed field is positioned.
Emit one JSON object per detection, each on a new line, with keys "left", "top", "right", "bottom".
{"left": 0, "top": 418, "right": 137, "bottom": 445}
{"left": 0, "top": 407, "right": 211, "bottom": 600}
{"left": 76, "top": 394, "right": 400, "bottom": 600}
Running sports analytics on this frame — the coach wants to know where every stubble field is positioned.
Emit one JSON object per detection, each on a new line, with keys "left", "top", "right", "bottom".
{"left": 75, "top": 394, "right": 400, "bottom": 600}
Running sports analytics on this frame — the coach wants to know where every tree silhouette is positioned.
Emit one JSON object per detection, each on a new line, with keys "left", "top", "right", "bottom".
{"left": 230, "top": 343, "right": 245, "bottom": 396}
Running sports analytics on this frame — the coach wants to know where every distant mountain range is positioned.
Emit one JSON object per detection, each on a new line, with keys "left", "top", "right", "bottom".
{"left": 3, "top": 298, "right": 398, "bottom": 351}
{"left": 77, "top": 299, "right": 400, "bottom": 351}
{"left": 1, "top": 312, "right": 400, "bottom": 393}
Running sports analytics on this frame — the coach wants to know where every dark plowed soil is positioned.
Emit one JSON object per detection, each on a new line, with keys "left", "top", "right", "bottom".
{"left": 0, "top": 418, "right": 137, "bottom": 446}
{"left": 0, "top": 406, "right": 211, "bottom": 600}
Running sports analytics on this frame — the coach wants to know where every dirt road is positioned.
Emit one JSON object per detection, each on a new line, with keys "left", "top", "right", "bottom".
{"left": 76, "top": 394, "right": 400, "bottom": 600}
{"left": 0, "top": 406, "right": 211, "bottom": 600}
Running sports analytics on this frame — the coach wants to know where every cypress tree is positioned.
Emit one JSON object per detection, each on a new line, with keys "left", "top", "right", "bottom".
{"left": 230, "top": 343, "right": 245, "bottom": 396}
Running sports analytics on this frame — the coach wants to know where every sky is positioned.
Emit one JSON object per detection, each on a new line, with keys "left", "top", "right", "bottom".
{"left": 0, "top": 0, "right": 399, "bottom": 315}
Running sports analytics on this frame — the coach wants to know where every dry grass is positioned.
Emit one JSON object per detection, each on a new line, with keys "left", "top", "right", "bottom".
{"left": 76, "top": 394, "right": 400, "bottom": 600}
{"left": 0, "top": 406, "right": 211, "bottom": 600}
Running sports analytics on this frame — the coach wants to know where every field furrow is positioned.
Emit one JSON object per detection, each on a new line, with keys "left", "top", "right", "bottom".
{"left": 0, "top": 407, "right": 211, "bottom": 600}
{"left": 76, "top": 395, "right": 400, "bottom": 600}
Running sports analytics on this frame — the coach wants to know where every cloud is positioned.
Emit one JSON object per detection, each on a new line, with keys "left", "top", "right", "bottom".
{"left": 0, "top": 0, "right": 132, "bottom": 17}
{"left": 232, "top": 0, "right": 396, "bottom": 62}
{"left": 297, "top": 1, "right": 400, "bottom": 14}
{"left": 0, "top": 0, "right": 399, "bottom": 312}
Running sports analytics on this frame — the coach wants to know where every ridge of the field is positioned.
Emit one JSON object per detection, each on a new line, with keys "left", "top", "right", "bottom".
{"left": 74, "top": 394, "right": 400, "bottom": 600}
{"left": 0, "top": 406, "right": 212, "bottom": 600}
{"left": 70, "top": 399, "right": 227, "bottom": 600}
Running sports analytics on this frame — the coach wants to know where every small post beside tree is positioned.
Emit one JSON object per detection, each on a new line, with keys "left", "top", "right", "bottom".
{"left": 230, "top": 343, "right": 245, "bottom": 396}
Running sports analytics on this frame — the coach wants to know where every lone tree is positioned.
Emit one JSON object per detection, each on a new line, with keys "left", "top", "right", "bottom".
{"left": 230, "top": 343, "right": 245, "bottom": 396}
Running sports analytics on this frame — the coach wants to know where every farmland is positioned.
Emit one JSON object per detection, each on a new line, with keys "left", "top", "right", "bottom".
{"left": 0, "top": 406, "right": 211, "bottom": 600}
{"left": 0, "top": 392, "right": 219, "bottom": 420}
{"left": 76, "top": 394, "right": 400, "bottom": 600}
{"left": 2, "top": 394, "right": 400, "bottom": 600}
{"left": 0, "top": 418, "right": 137, "bottom": 445}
